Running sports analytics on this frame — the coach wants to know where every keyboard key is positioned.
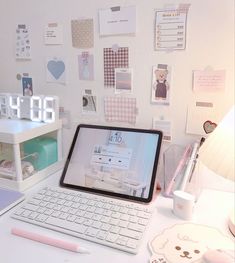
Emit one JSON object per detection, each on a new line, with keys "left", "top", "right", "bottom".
{"left": 116, "top": 236, "right": 128, "bottom": 246}
{"left": 120, "top": 214, "right": 129, "bottom": 221}
{"left": 83, "top": 219, "right": 93, "bottom": 226}
{"left": 75, "top": 216, "right": 85, "bottom": 224}
{"left": 59, "top": 212, "right": 69, "bottom": 220}
{"left": 23, "top": 203, "right": 38, "bottom": 211}
{"left": 110, "top": 226, "right": 120, "bottom": 234}
{"left": 97, "top": 230, "right": 108, "bottom": 240}
{"left": 126, "top": 239, "right": 138, "bottom": 249}
{"left": 67, "top": 215, "right": 76, "bottom": 222}
{"left": 46, "top": 217, "right": 87, "bottom": 234}
{"left": 36, "top": 214, "right": 48, "bottom": 222}
{"left": 22, "top": 210, "right": 31, "bottom": 217}
{"left": 137, "top": 211, "right": 151, "bottom": 219}
{"left": 119, "top": 220, "right": 128, "bottom": 228}
{"left": 106, "top": 233, "right": 118, "bottom": 243}
{"left": 138, "top": 218, "right": 149, "bottom": 226}
{"left": 119, "top": 228, "right": 142, "bottom": 240}
{"left": 92, "top": 221, "right": 102, "bottom": 229}
{"left": 86, "top": 227, "right": 99, "bottom": 237}
{"left": 128, "top": 223, "right": 145, "bottom": 232}
{"left": 28, "top": 211, "right": 39, "bottom": 219}
{"left": 100, "top": 223, "right": 111, "bottom": 231}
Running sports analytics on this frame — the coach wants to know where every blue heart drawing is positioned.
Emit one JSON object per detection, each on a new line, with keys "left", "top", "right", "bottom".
{"left": 47, "top": 60, "right": 65, "bottom": 80}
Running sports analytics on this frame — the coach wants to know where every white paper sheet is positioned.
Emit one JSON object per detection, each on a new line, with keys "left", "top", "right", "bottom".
{"left": 99, "top": 6, "right": 136, "bottom": 36}
{"left": 44, "top": 23, "right": 63, "bottom": 45}
{"left": 186, "top": 104, "right": 218, "bottom": 136}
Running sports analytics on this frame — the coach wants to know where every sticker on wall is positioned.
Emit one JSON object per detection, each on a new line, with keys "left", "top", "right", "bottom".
{"left": 104, "top": 96, "right": 137, "bottom": 124}
{"left": 44, "top": 23, "right": 63, "bottom": 45}
{"left": 82, "top": 89, "right": 97, "bottom": 114}
{"left": 193, "top": 69, "right": 226, "bottom": 92}
{"left": 203, "top": 120, "right": 217, "bottom": 134}
{"left": 103, "top": 46, "right": 129, "bottom": 87}
{"left": 152, "top": 64, "right": 171, "bottom": 105}
{"left": 22, "top": 76, "right": 33, "bottom": 96}
{"left": 15, "top": 24, "right": 31, "bottom": 59}
{"left": 46, "top": 57, "right": 66, "bottom": 84}
{"left": 78, "top": 52, "right": 94, "bottom": 81}
{"left": 71, "top": 19, "right": 94, "bottom": 48}
{"left": 153, "top": 118, "right": 172, "bottom": 142}
{"left": 115, "top": 68, "right": 133, "bottom": 94}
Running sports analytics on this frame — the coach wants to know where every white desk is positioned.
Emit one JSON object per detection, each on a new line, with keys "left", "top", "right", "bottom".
{"left": 0, "top": 170, "right": 234, "bottom": 263}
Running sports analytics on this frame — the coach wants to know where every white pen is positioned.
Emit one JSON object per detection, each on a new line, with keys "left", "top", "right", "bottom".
{"left": 179, "top": 142, "right": 199, "bottom": 191}
{"left": 11, "top": 227, "right": 90, "bottom": 254}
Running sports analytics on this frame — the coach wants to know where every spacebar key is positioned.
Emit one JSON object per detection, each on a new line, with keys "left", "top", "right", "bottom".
{"left": 46, "top": 217, "right": 87, "bottom": 234}
{"left": 119, "top": 228, "right": 142, "bottom": 240}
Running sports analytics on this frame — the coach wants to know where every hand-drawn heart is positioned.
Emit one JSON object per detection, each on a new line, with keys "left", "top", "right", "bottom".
{"left": 47, "top": 60, "right": 65, "bottom": 80}
{"left": 203, "top": 120, "right": 217, "bottom": 134}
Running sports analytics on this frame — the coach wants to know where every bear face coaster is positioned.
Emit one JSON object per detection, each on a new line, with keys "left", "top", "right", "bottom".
{"left": 148, "top": 223, "right": 234, "bottom": 263}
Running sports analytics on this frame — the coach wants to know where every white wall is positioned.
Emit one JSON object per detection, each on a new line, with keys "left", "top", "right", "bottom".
{"left": 0, "top": 0, "right": 234, "bottom": 156}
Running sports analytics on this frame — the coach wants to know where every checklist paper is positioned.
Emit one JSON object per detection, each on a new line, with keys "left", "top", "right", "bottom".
{"left": 155, "top": 8, "right": 188, "bottom": 51}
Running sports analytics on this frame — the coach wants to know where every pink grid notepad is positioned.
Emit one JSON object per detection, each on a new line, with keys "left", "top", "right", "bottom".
{"left": 104, "top": 97, "right": 137, "bottom": 124}
{"left": 103, "top": 47, "right": 129, "bottom": 87}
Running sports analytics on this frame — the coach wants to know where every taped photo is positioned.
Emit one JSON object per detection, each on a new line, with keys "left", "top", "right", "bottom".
{"left": 82, "top": 91, "right": 97, "bottom": 114}
{"left": 115, "top": 68, "right": 133, "bottom": 94}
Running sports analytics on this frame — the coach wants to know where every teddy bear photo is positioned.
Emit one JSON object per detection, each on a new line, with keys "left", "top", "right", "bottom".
{"left": 152, "top": 64, "right": 171, "bottom": 104}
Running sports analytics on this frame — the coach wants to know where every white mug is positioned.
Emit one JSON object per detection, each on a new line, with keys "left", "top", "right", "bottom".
{"left": 173, "top": 190, "right": 195, "bottom": 220}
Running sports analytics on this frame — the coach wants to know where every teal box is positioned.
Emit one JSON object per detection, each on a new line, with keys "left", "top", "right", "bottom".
{"left": 23, "top": 137, "right": 58, "bottom": 171}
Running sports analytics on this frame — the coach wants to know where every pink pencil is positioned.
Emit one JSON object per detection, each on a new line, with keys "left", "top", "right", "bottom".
{"left": 11, "top": 227, "right": 90, "bottom": 254}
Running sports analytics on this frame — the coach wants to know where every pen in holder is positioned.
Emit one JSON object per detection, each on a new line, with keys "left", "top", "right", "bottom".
{"left": 182, "top": 138, "right": 205, "bottom": 200}
{"left": 163, "top": 144, "right": 192, "bottom": 197}
{"left": 163, "top": 140, "right": 203, "bottom": 200}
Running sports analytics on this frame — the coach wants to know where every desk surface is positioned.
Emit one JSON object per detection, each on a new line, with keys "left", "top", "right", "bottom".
{"left": 0, "top": 171, "right": 234, "bottom": 263}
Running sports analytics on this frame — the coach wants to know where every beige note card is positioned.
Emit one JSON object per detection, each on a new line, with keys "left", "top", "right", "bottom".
{"left": 71, "top": 19, "right": 94, "bottom": 48}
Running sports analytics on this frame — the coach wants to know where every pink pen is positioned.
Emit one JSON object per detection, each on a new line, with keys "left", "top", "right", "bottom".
{"left": 11, "top": 227, "right": 90, "bottom": 254}
{"left": 164, "top": 144, "right": 192, "bottom": 196}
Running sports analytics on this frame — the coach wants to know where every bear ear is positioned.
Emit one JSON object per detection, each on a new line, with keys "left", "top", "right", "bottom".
{"left": 149, "top": 236, "right": 169, "bottom": 254}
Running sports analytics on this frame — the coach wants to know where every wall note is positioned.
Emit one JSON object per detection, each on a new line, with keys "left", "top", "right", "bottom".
{"left": 99, "top": 6, "right": 136, "bottom": 36}
{"left": 193, "top": 70, "right": 226, "bottom": 92}
{"left": 44, "top": 23, "right": 63, "bottom": 45}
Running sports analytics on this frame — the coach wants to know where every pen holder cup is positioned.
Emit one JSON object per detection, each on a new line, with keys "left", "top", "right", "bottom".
{"left": 184, "top": 160, "right": 202, "bottom": 201}
{"left": 163, "top": 144, "right": 186, "bottom": 197}
{"left": 163, "top": 144, "right": 202, "bottom": 200}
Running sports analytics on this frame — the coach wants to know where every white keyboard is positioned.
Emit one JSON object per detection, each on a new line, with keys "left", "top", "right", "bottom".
{"left": 11, "top": 186, "right": 154, "bottom": 254}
